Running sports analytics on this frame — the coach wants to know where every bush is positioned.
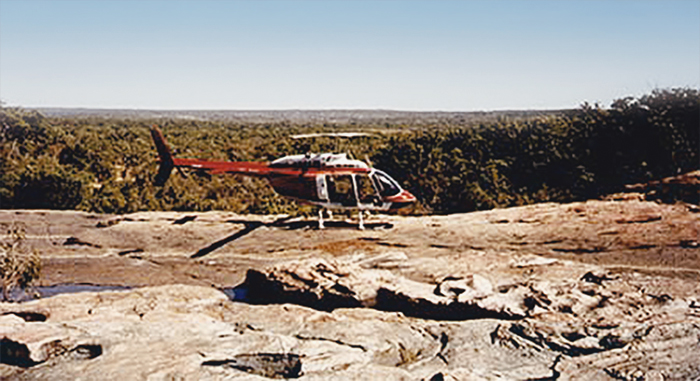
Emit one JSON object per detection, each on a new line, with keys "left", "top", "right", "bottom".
{"left": 0, "top": 223, "right": 42, "bottom": 302}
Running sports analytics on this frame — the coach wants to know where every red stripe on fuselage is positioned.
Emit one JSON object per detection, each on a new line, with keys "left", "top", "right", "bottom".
{"left": 172, "top": 158, "right": 372, "bottom": 177}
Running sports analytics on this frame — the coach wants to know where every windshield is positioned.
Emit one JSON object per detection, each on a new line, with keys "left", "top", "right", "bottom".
{"left": 372, "top": 170, "right": 401, "bottom": 197}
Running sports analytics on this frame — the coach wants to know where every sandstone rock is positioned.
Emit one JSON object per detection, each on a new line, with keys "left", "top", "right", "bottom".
{"left": 556, "top": 321, "right": 700, "bottom": 380}
{"left": 243, "top": 256, "right": 528, "bottom": 320}
{"left": 0, "top": 313, "right": 98, "bottom": 366}
{"left": 435, "top": 274, "right": 493, "bottom": 300}
{"left": 1, "top": 198, "right": 699, "bottom": 379}
{"left": 0, "top": 285, "right": 565, "bottom": 380}
{"left": 241, "top": 253, "right": 700, "bottom": 379}
{"left": 0, "top": 274, "right": 697, "bottom": 380}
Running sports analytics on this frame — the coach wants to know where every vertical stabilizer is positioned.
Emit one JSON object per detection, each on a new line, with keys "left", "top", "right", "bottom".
{"left": 150, "top": 126, "right": 174, "bottom": 186}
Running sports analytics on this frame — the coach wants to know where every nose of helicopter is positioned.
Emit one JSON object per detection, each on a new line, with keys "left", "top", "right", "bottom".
{"left": 386, "top": 189, "right": 417, "bottom": 209}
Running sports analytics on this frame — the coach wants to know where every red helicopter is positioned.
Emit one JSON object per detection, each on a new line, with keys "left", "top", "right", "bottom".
{"left": 150, "top": 127, "right": 416, "bottom": 229}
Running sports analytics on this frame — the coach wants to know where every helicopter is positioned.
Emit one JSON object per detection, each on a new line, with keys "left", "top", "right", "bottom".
{"left": 150, "top": 126, "right": 416, "bottom": 229}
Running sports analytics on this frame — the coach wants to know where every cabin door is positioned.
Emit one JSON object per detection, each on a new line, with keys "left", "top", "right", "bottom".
{"left": 325, "top": 174, "right": 357, "bottom": 207}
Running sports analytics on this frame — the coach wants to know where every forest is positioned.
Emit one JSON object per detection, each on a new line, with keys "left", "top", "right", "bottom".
{"left": 1, "top": 88, "right": 698, "bottom": 215}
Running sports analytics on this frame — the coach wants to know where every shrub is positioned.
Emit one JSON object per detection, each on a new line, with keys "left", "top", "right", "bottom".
{"left": 0, "top": 223, "right": 42, "bottom": 302}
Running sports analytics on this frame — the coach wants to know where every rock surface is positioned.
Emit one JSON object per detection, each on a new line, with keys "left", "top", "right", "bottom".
{"left": 1, "top": 199, "right": 699, "bottom": 379}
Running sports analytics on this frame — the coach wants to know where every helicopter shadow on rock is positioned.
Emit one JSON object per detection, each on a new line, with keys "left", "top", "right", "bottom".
{"left": 274, "top": 219, "right": 394, "bottom": 231}
{"left": 190, "top": 217, "right": 393, "bottom": 259}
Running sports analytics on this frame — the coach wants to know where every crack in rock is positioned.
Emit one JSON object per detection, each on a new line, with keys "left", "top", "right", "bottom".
{"left": 293, "top": 334, "right": 367, "bottom": 351}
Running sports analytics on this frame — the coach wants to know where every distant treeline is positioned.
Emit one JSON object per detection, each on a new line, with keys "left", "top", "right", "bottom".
{"left": 1, "top": 88, "right": 698, "bottom": 215}
{"left": 34, "top": 107, "right": 565, "bottom": 127}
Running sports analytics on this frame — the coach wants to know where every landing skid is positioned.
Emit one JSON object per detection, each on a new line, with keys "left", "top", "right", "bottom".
{"left": 318, "top": 209, "right": 378, "bottom": 230}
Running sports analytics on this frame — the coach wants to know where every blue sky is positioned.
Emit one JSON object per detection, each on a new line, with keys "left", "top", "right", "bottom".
{"left": 1, "top": 0, "right": 698, "bottom": 111}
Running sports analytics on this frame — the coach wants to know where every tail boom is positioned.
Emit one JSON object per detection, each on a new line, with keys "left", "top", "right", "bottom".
{"left": 150, "top": 126, "right": 273, "bottom": 185}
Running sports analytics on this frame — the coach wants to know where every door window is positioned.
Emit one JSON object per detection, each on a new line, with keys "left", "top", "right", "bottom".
{"left": 326, "top": 174, "right": 356, "bottom": 206}
{"left": 356, "top": 174, "right": 379, "bottom": 204}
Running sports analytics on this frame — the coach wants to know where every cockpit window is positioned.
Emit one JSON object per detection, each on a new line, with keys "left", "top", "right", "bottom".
{"left": 372, "top": 170, "right": 401, "bottom": 197}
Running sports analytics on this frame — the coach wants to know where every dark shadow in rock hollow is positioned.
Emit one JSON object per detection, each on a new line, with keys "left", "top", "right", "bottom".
{"left": 202, "top": 353, "right": 302, "bottom": 379}
{"left": 235, "top": 270, "right": 525, "bottom": 321}
{"left": 70, "top": 344, "right": 103, "bottom": 360}
{"left": 236, "top": 269, "right": 362, "bottom": 312}
{"left": 221, "top": 283, "right": 250, "bottom": 303}
{"left": 0, "top": 338, "right": 39, "bottom": 368}
{"left": 2, "top": 311, "right": 48, "bottom": 322}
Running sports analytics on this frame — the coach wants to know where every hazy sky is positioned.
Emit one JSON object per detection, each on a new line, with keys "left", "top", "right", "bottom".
{"left": 1, "top": 0, "right": 698, "bottom": 111}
